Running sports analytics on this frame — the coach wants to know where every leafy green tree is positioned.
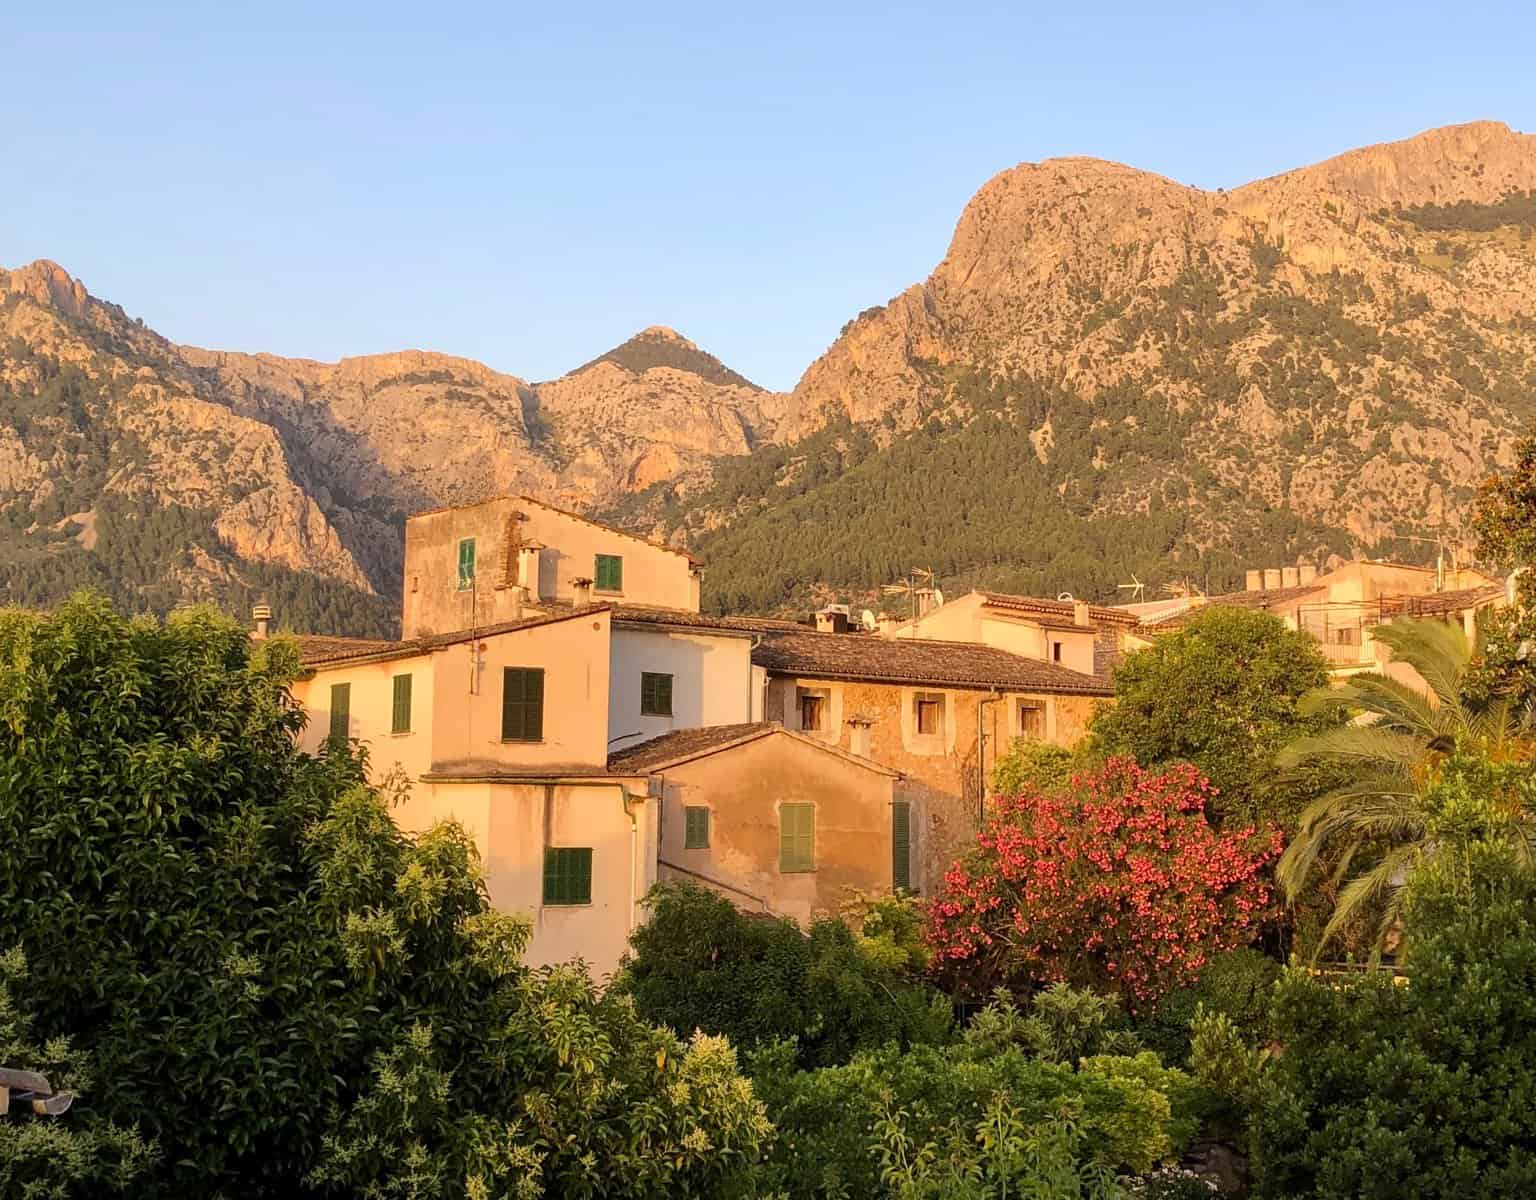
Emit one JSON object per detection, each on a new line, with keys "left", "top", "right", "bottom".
{"left": 617, "top": 883, "right": 951, "bottom": 1069}
{"left": 1466, "top": 432, "right": 1536, "bottom": 708}
{"left": 1245, "top": 843, "right": 1536, "bottom": 1199}
{"left": 991, "top": 738, "right": 1084, "bottom": 796}
{"left": 1089, "top": 607, "right": 1332, "bottom": 825}
{"left": 0, "top": 948, "right": 154, "bottom": 1199}
{"left": 0, "top": 594, "right": 770, "bottom": 1198}
{"left": 1276, "top": 620, "right": 1536, "bottom": 951}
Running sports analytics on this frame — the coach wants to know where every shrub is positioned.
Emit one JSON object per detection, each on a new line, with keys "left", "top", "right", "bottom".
{"left": 617, "top": 882, "right": 952, "bottom": 1068}
{"left": 1138, "top": 947, "right": 1282, "bottom": 1065}
{"left": 928, "top": 758, "right": 1281, "bottom": 1008}
{"left": 1249, "top": 846, "right": 1536, "bottom": 1198}
{"left": 991, "top": 738, "right": 1082, "bottom": 795}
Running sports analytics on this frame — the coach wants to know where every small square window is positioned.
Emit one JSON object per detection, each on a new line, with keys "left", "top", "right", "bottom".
{"left": 1018, "top": 702, "right": 1044, "bottom": 738}
{"left": 543, "top": 847, "right": 592, "bottom": 905}
{"left": 798, "top": 687, "right": 828, "bottom": 732}
{"left": 595, "top": 554, "right": 624, "bottom": 592}
{"left": 915, "top": 694, "right": 943, "bottom": 737}
{"left": 684, "top": 806, "right": 710, "bottom": 849}
{"left": 641, "top": 671, "right": 674, "bottom": 716}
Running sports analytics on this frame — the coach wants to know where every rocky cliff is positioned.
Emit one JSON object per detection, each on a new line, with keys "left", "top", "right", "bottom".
{"left": 0, "top": 262, "right": 772, "bottom": 631}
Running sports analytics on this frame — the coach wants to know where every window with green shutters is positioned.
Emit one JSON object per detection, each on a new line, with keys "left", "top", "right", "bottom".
{"left": 391, "top": 673, "right": 413, "bottom": 734}
{"left": 501, "top": 667, "right": 545, "bottom": 742}
{"left": 328, "top": 682, "right": 350, "bottom": 743}
{"left": 542, "top": 848, "right": 592, "bottom": 905}
{"left": 594, "top": 553, "right": 623, "bottom": 592}
{"left": 684, "top": 806, "right": 710, "bottom": 849}
{"left": 779, "top": 803, "right": 815, "bottom": 873}
{"left": 892, "top": 801, "right": 912, "bottom": 892}
{"left": 456, "top": 538, "right": 476, "bottom": 591}
{"left": 640, "top": 671, "right": 673, "bottom": 716}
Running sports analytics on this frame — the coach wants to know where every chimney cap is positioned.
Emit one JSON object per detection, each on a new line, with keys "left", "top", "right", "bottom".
{"left": 252, "top": 602, "right": 273, "bottom": 620}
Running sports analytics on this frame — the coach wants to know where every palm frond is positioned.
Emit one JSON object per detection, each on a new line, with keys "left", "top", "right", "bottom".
{"left": 1299, "top": 673, "right": 1446, "bottom": 737}
{"left": 1276, "top": 725, "right": 1431, "bottom": 772}
{"left": 1313, "top": 844, "right": 1421, "bottom": 959}
{"left": 1368, "top": 619, "right": 1472, "bottom": 710}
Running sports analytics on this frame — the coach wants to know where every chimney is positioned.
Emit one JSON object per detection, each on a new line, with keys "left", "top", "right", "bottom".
{"left": 1281, "top": 566, "right": 1300, "bottom": 588}
{"left": 251, "top": 601, "right": 272, "bottom": 640}
{"left": 518, "top": 543, "right": 544, "bottom": 599}
{"left": 1073, "top": 599, "right": 1090, "bottom": 627}
{"left": 1263, "top": 568, "right": 1283, "bottom": 591}
{"left": 815, "top": 607, "right": 850, "bottom": 634}
{"left": 1298, "top": 561, "right": 1318, "bottom": 585}
{"left": 572, "top": 577, "right": 593, "bottom": 607}
{"left": 876, "top": 611, "right": 900, "bottom": 637}
{"left": 1245, "top": 569, "right": 1263, "bottom": 591}
{"left": 915, "top": 588, "right": 935, "bottom": 618}
{"left": 846, "top": 716, "right": 873, "bottom": 758}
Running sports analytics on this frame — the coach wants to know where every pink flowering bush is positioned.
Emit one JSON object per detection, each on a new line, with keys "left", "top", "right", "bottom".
{"left": 928, "top": 758, "right": 1281, "bottom": 1009}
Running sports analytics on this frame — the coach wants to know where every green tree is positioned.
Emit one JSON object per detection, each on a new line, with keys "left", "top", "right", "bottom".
{"left": 616, "top": 883, "right": 951, "bottom": 1069}
{"left": 1088, "top": 607, "right": 1331, "bottom": 825}
{"left": 0, "top": 594, "right": 769, "bottom": 1197}
{"left": 1247, "top": 842, "right": 1536, "bottom": 1199}
{"left": 1466, "top": 432, "right": 1536, "bottom": 708}
{"left": 0, "top": 948, "right": 153, "bottom": 1199}
{"left": 1276, "top": 620, "right": 1536, "bottom": 952}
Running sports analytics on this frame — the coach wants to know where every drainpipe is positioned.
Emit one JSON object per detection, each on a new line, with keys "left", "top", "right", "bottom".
{"left": 619, "top": 786, "right": 641, "bottom": 936}
{"left": 977, "top": 691, "right": 1003, "bottom": 825}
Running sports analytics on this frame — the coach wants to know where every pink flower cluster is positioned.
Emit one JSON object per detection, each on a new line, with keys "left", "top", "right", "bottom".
{"left": 926, "top": 758, "right": 1281, "bottom": 1008}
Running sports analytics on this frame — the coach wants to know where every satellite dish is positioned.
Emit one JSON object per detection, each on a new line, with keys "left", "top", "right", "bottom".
{"left": 1057, "top": 592, "right": 1074, "bottom": 602}
{"left": 860, "top": 609, "right": 878, "bottom": 631}
{"left": 932, "top": 589, "right": 945, "bottom": 608}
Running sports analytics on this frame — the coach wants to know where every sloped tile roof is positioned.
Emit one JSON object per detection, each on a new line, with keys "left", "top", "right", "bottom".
{"left": 751, "top": 631, "right": 1113, "bottom": 695}
{"left": 607, "top": 722, "right": 777, "bottom": 771}
{"left": 612, "top": 605, "right": 807, "bottom": 634}
{"left": 978, "top": 591, "right": 1140, "bottom": 627}
{"left": 294, "top": 605, "right": 611, "bottom": 668}
{"left": 1379, "top": 583, "right": 1505, "bottom": 616}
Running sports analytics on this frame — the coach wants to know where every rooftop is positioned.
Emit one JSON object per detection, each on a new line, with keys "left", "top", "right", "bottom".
{"left": 406, "top": 493, "right": 701, "bottom": 565}
{"left": 607, "top": 720, "right": 899, "bottom": 776}
{"left": 751, "top": 630, "right": 1114, "bottom": 695}
{"left": 294, "top": 605, "right": 612, "bottom": 668}
{"left": 977, "top": 590, "right": 1142, "bottom": 627}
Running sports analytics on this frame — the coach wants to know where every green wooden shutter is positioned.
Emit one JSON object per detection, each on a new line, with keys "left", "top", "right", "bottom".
{"left": 391, "top": 674, "right": 413, "bottom": 734}
{"left": 641, "top": 672, "right": 673, "bottom": 716}
{"left": 543, "top": 848, "right": 592, "bottom": 905}
{"left": 684, "top": 806, "right": 710, "bottom": 849}
{"left": 779, "top": 804, "right": 814, "bottom": 873}
{"left": 595, "top": 554, "right": 623, "bottom": 591}
{"left": 328, "top": 683, "right": 350, "bottom": 743}
{"left": 892, "top": 801, "right": 912, "bottom": 892}
{"left": 457, "top": 538, "right": 476, "bottom": 590}
{"left": 501, "top": 668, "right": 545, "bottom": 741}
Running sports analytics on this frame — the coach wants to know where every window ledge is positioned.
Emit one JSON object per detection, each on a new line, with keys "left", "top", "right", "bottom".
{"left": 500, "top": 738, "right": 546, "bottom": 745}
{"left": 389, "top": 730, "right": 413, "bottom": 738}
{"left": 542, "top": 901, "right": 593, "bottom": 908}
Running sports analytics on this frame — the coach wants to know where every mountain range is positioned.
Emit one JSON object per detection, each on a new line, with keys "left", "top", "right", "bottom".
{"left": 4, "top": 120, "right": 1534, "bottom": 633}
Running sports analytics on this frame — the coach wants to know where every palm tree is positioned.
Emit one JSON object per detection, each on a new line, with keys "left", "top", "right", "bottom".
{"left": 1276, "top": 617, "right": 1535, "bottom": 954}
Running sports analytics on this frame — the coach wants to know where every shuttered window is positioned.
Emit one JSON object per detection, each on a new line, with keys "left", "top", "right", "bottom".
{"left": 1018, "top": 702, "right": 1044, "bottom": 738}
{"left": 915, "top": 693, "right": 943, "bottom": 736}
{"left": 779, "top": 803, "right": 815, "bottom": 873}
{"left": 501, "top": 667, "right": 545, "bottom": 742}
{"left": 684, "top": 806, "right": 710, "bottom": 849}
{"left": 892, "top": 801, "right": 912, "bottom": 892}
{"left": 457, "top": 538, "right": 476, "bottom": 590}
{"left": 543, "top": 848, "right": 592, "bottom": 905}
{"left": 594, "top": 554, "right": 623, "bottom": 592}
{"left": 328, "top": 683, "right": 350, "bottom": 743}
{"left": 391, "top": 674, "right": 413, "bottom": 734}
{"left": 640, "top": 671, "right": 673, "bottom": 716}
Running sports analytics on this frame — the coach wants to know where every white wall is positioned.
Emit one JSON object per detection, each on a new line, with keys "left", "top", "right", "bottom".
{"left": 607, "top": 626, "right": 754, "bottom": 751}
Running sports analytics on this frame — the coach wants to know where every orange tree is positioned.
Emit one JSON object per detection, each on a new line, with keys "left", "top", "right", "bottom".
{"left": 927, "top": 758, "right": 1281, "bottom": 1009}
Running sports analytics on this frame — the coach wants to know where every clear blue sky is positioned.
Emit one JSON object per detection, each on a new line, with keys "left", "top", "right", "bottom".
{"left": 4, "top": 3, "right": 1534, "bottom": 391}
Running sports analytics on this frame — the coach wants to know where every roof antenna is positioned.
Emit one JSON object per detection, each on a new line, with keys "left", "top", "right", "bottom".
{"left": 1117, "top": 575, "right": 1146, "bottom": 603}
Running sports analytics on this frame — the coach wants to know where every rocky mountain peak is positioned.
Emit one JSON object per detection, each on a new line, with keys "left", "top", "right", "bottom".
{"left": 0, "top": 259, "right": 94, "bottom": 318}
{"left": 566, "top": 325, "right": 761, "bottom": 391}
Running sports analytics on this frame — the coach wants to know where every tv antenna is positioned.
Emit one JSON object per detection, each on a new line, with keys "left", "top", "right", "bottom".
{"left": 1117, "top": 575, "right": 1146, "bottom": 604}
{"left": 881, "top": 568, "right": 936, "bottom": 636}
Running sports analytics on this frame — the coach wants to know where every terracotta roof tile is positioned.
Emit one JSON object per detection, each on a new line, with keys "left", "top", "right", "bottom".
{"left": 612, "top": 605, "right": 807, "bottom": 634}
{"left": 291, "top": 635, "right": 403, "bottom": 666}
{"left": 978, "top": 591, "right": 1140, "bottom": 627}
{"left": 296, "top": 605, "right": 611, "bottom": 668}
{"left": 1379, "top": 583, "right": 1505, "bottom": 616}
{"left": 751, "top": 631, "right": 1113, "bottom": 695}
{"left": 607, "top": 722, "right": 776, "bottom": 771}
